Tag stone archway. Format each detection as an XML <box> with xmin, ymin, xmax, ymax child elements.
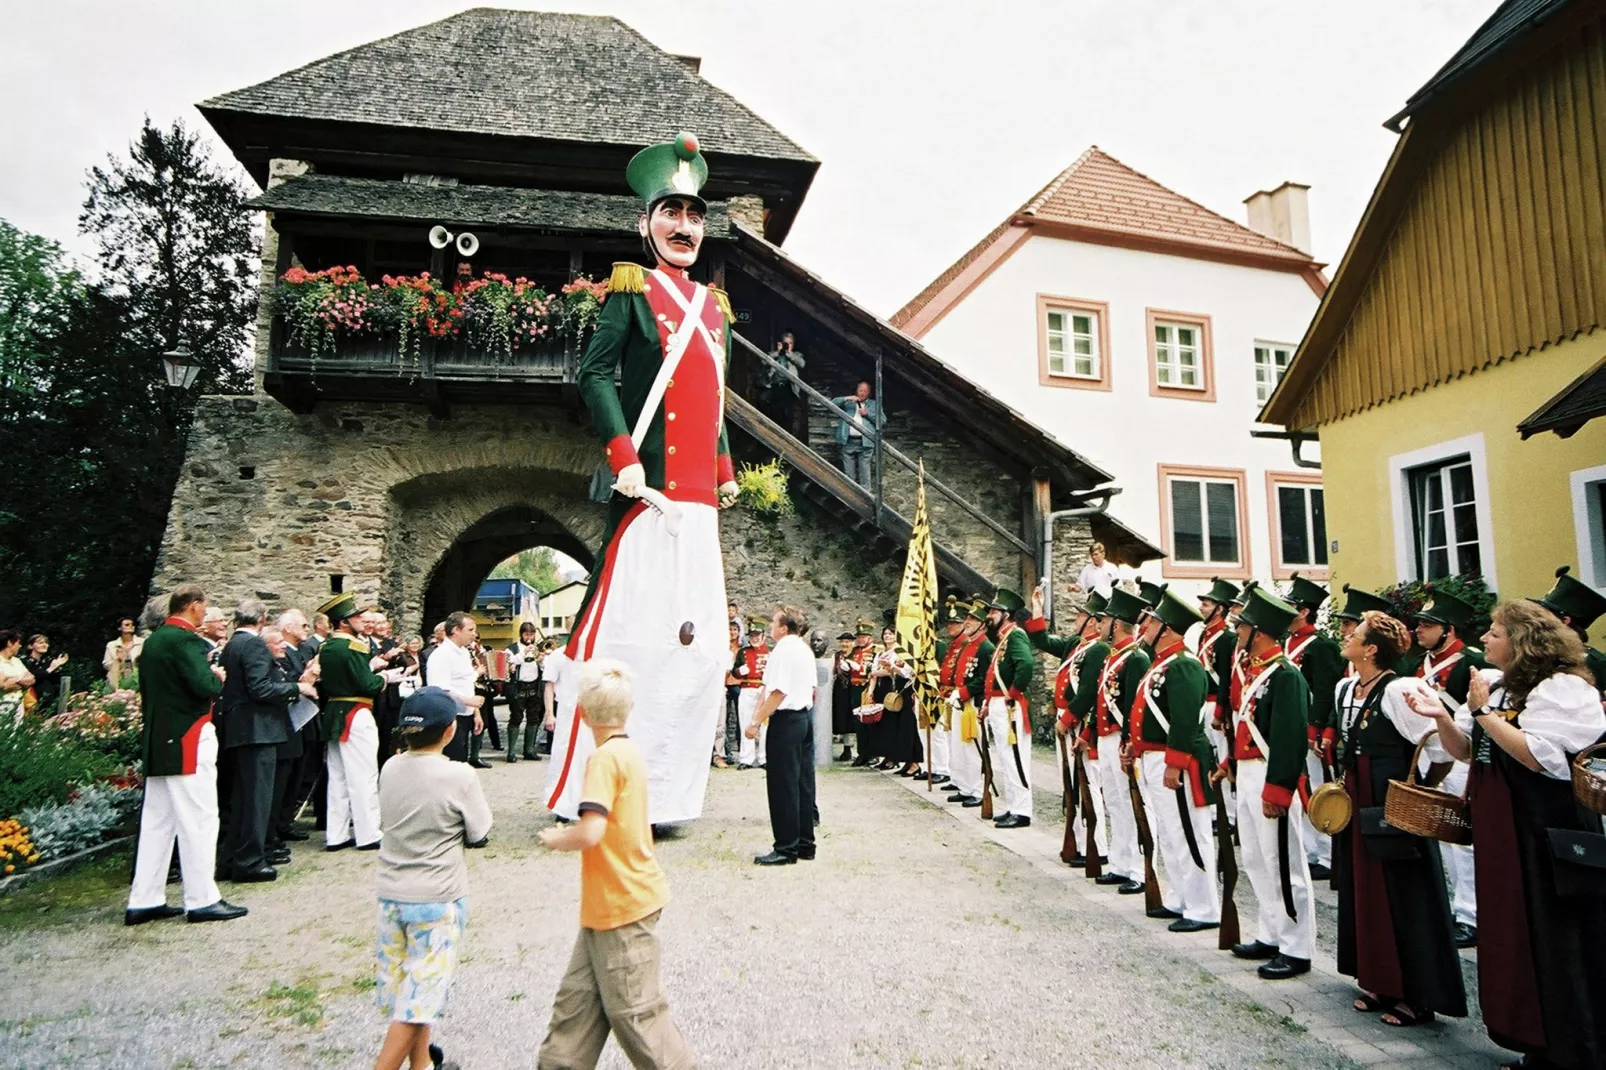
<box><xmin>418</xmin><ymin>505</ymin><xmax>596</xmax><ymax>634</ymax></box>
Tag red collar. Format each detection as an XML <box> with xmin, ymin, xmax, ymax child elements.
<box><xmin>1110</xmin><ymin>635</ymin><xmax>1135</xmax><ymax>653</ymax></box>
<box><xmin>164</xmin><ymin>616</ymin><xmax>196</xmax><ymax>632</ymax></box>
<box><xmin>1202</xmin><ymin>620</ymin><xmax>1226</xmax><ymax>639</ymax></box>
<box><xmin>1250</xmin><ymin>644</ymin><xmax>1285</xmax><ymax>670</ymax></box>
<box><xmin>1431</xmin><ymin>638</ymin><xmax>1464</xmax><ymax>659</ymax></box>
<box><xmin>1153</xmin><ymin>638</ymin><xmax>1186</xmax><ymax>661</ymax></box>
<box><xmin>1288</xmin><ymin>623</ymin><xmax>1316</xmax><ymax>641</ymax></box>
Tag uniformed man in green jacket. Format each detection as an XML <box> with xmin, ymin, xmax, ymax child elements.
<box><xmin>1092</xmin><ymin>589</ymin><xmax>1149</xmax><ymax>890</ymax></box>
<box><xmin>1282</xmin><ymin>573</ymin><xmax>1345</xmax><ymax>878</ymax></box>
<box><xmin>1196</xmin><ymin>577</ymin><xmax>1240</xmax><ymax>763</ymax></box>
<box><xmin>1536</xmin><ymin>565</ymin><xmax>1606</xmax><ymax>692</ymax></box>
<box><xmin>126</xmin><ymin>584</ymin><xmax>246</xmax><ymax>926</ymax></box>
<box><xmin>982</xmin><ymin>588</ymin><xmax>1036</xmax><ymax>829</ymax></box>
<box><xmin>943</xmin><ymin>598</ymin><xmax>995</xmax><ymax>807</ymax></box>
<box><xmin>1224</xmin><ymin>585</ymin><xmax>1315</xmax><ymax>980</ymax></box>
<box><xmin>1132</xmin><ymin>587</ymin><xmax>1220</xmax><ymax>932</ymax></box>
<box><xmin>317</xmin><ymin>593</ymin><xmax>387</xmax><ymax>851</ymax></box>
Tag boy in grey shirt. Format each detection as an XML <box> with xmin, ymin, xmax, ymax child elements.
<box><xmin>374</xmin><ymin>687</ymin><xmax>493</xmax><ymax>1070</ymax></box>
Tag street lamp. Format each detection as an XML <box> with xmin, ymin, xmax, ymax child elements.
<box><xmin>160</xmin><ymin>345</ymin><xmax>203</xmax><ymax>390</ymax></box>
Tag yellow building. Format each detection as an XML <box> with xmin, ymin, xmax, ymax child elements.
<box><xmin>1262</xmin><ymin>0</ymin><xmax>1606</xmax><ymax>603</ymax></box>
<box><xmin>538</xmin><ymin>580</ymin><xmax>588</xmax><ymax>638</ymax></box>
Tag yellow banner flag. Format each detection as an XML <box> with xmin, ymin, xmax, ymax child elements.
<box><xmin>895</xmin><ymin>460</ymin><xmax>941</xmax><ymax>731</ymax></box>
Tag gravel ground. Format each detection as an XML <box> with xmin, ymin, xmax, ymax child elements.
<box><xmin>1</xmin><ymin>756</ymin><xmax>1357</xmax><ymax>1069</ymax></box>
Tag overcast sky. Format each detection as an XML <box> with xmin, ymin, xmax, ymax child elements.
<box><xmin>3</xmin><ymin>0</ymin><xmax>1494</xmax><ymax>316</ymax></box>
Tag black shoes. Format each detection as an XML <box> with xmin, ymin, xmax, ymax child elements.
<box><xmin>325</xmin><ymin>840</ymin><xmax>355</xmax><ymax>852</ymax></box>
<box><xmin>187</xmin><ymin>900</ymin><xmax>248</xmax><ymax>923</ymax></box>
<box><xmin>1117</xmin><ymin>880</ymin><xmax>1146</xmax><ymax>895</ymax></box>
<box><xmin>797</xmin><ymin>848</ymin><xmax>816</xmax><ymax>861</ymax></box>
<box><xmin>1168</xmin><ymin>918</ymin><xmax>1220</xmax><ymax>933</ymax></box>
<box><xmin>1231</xmin><ymin>940</ymin><xmax>1280</xmax><ymax>961</ymax></box>
<box><xmin>912</xmin><ymin>770</ymin><xmax>929</xmax><ymax>780</ymax></box>
<box><xmin>278</xmin><ymin>827</ymin><xmax>310</xmax><ymax>842</ymax></box>
<box><xmin>1308</xmin><ymin>862</ymin><xmax>1332</xmax><ymax>881</ymax></box>
<box><xmin>469</xmin><ymin>758</ymin><xmax>494</xmax><ymax>770</ymax></box>
<box><xmin>930</xmin><ymin>774</ymin><xmax>951</xmax><ymax>785</ymax></box>
<box><xmin>837</xmin><ymin>747</ymin><xmax>853</xmax><ymax>762</ymax></box>
<box><xmin>753</xmin><ymin>851</ymin><xmax>796</xmax><ymax>866</ymax></box>
<box><xmin>960</xmin><ymin>798</ymin><xmax>984</xmax><ymax>808</ymax></box>
<box><xmin>850</xmin><ymin>756</ymin><xmax>870</xmax><ymax>767</ymax></box>
<box><xmin>1146</xmin><ymin>906</ymin><xmax>1183</xmax><ymax>920</ymax></box>
<box><xmin>230</xmin><ymin>865</ymin><xmax>278</xmax><ymax>883</ymax></box>
<box><xmin>124</xmin><ymin>904</ymin><xmax>185</xmax><ymax>927</ymax></box>
<box><xmin>267</xmin><ymin>848</ymin><xmax>292</xmax><ymax>865</ymax></box>
<box><xmin>1258</xmin><ymin>954</ymin><xmax>1311</xmax><ymax>980</ymax></box>
<box><xmin>1094</xmin><ymin>873</ymin><xmax>1128</xmax><ymax>887</ymax></box>
<box><xmin>992</xmin><ymin>813</ymin><xmax>1031</xmax><ymax>829</ymax></box>
<box><xmin>1454</xmin><ymin>922</ymin><xmax>1478</xmax><ymax>948</ymax></box>
<box><xmin>356</xmin><ymin>841</ymin><xmax>381</xmax><ymax>851</ymax></box>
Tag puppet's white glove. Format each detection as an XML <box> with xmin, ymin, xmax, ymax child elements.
<box><xmin>613</xmin><ymin>463</ymin><xmax>646</xmax><ymax>498</ymax></box>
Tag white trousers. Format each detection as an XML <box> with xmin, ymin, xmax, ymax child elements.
<box><xmin>545</xmin><ymin>694</ymin><xmax>589</xmax><ymax>821</ymax></box>
<box><xmin>1094</xmin><ymin>734</ymin><xmax>1141</xmax><ymax>880</ymax></box>
<box><xmin>128</xmin><ymin>722</ymin><xmax>222</xmax><ymax>911</ymax></box>
<box><xmin>984</xmin><ymin>697</ymin><xmax>1032</xmax><ymax>818</ymax></box>
<box><xmin>326</xmin><ymin>708</ymin><xmax>381</xmax><ymax>847</ymax></box>
<box><xmin>1301</xmin><ymin>750</ymin><xmax>1332</xmax><ymax>867</ymax></box>
<box><xmin>1236</xmin><ymin>760</ymin><xmax>1316</xmax><ymax>961</ymax></box>
<box><xmin>565</xmin><ymin>501</ymin><xmax>726</xmax><ymax>824</ymax></box>
<box><xmin>1142</xmin><ymin>751</ymin><xmax>1219</xmax><ymax>922</ymax></box>
<box><xmin>1059</xmin><ymin>737</ymin><xmax>1109</xmax><ymax>859</ymax></box>
<box><xmin>950</xmin><ymin>717</ymin><xmax>982</xmax><ymax>797</ymax></box>
<box><xmin>1439</xmin><ymin>761</ymin><xmax>1476</xmax><ymax>925</ymax></box>
<box><xmin>928</xmin><ymin>722</ymin><xmax>951</xmax><ymax>777</ymax></box>
<box><xmin>737</xmin><ymin>688</ymin><xmax>768</xmax><ymax>767</ymax></box>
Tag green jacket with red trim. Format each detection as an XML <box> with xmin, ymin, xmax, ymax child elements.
<box><xmin>1066</xmin><ymin>639</ymin><xmax>1109</xmax><ymax>733</ymax></box>
<box><xmin>138</xmin><ymin>620</ymin><xmax>224</xmax><ymax>777</ymax></box>
<box><xmin>318</xmin><ymin>632</ymin><xmax>384</xmax><ymax>743</ymax></box>
<box><xmin>1024</xmin><ymin>616</ymin><xmax>1077</xmax><ymax>661</ymax></box>
<box><xmin>1113</xmin><ymin>643</ymin><xmax>1152</xmax><ymax>744</ymax></box>
<box><xmin>1239</xmin><ymin>660</ymin><xmax>1311</xmax><ymax>809</ymax></box>
<box><xmin>1139</xmin><ymin>652</ymin><xmax>1216</xmax><ymax>806</ymax></box>
<box><xmin>983</xmin><ymin>626</ymin><xmax>1036</xmax><ymax>705</ymax></box>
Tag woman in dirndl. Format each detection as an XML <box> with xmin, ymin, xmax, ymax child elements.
<box><xmin>870</xmin><ymin>628</ymin><xmax>918</xmax><ymax>773</ymax></box>
<box><xmin>1333</xmin><ymin>610</ymin><xmax>1466</xmax><ymax>1029</ymax></box>
<box><xmin>1409</xmin><ymin>601</ymin><xmax>1606</xmax><ymax>1069</ymax></box>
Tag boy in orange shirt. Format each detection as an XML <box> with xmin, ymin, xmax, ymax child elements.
<box><xmin>536</xmin><ymin>658</ymin><xmax>694</xmax><ymax>1069</ymax></box>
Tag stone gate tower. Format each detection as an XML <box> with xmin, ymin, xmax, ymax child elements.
<box><xmin>155</xmin><ymin>9</ymin><xmax>1157</xmax><ymax>637</ymax></box>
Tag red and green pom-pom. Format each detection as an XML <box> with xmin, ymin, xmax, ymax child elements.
<box><xmin>674</xmin><ymin>132</ymin><xmax>700</xmax><ymax>160</ymax></box>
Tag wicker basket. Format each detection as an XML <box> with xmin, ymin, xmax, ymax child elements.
<box><xmin>1572</xmin><ymin>742</ymin><xmax>1606</xmax><ymax>816</ymax></box>
<box><xmin>853</xmin><ymin>703</ymin><xmax>884</xmax><ymax>725</ymax></box>
<box><xmin>1383</xmin><ymin>731</ymin><xmax>1473</xmax><ymax>845</ymax></box>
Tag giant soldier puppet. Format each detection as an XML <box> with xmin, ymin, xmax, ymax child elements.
<box><xmin>549</xmin><ymin>133</ymin><xmax>738</xmax><ymax>824</ymax></box>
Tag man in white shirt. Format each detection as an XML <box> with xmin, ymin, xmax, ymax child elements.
<box><xmin>746</xmin><ymin>605</ymin><xmax>818</xmax><ymax>865</ymax></box>
<box><xmin>504</xmin><ymin>623</ymin><xmax>544</xmax><ymax>763</ymax></box>
<box><xmin>541</xmin><ymin>645</ymin><xmax>586</xmax><ymax>820</ymax></box>
<box><xmin>1072</xmin><ymin>542</ymin><xmax>1121</xmax><ymax>599</ymax></box>
<box><xmin>424</xmin><ymin>612</ymin><xmax>483</xmax><ymax>766</ymax></box>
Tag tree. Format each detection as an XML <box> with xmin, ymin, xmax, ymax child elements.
<box><xmin>0</xmin><ymin>221</ymin><xmax>81</xmax><ymax>422</ymax></box>
<box><xmin>489</xmin><ymin>547</ymin><xmax>561</xmax><ymax>594</ymax></box>
<box><xmin>80</xmin><ymin>116</ymin><xmax>259</xmax><ymax>394</ymax></box>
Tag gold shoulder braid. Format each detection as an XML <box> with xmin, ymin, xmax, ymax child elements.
<box><xmin>708</xmin><ymin>285</ymin><xmax>734</xmax><ymax>321</ymax></box>
<box><xmin>607</xmin><ymin>262</ymin><xmax>646</xmax><ymax>294</ymax></box>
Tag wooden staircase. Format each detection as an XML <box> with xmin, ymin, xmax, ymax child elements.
<box><xmin>724</xmin><ymin>391</ymin><xmax>993</xmax><ymax>594</ymax></box>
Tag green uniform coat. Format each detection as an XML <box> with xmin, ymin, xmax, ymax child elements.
<box><xmin>1243</xmin><ymin>661</ymin><xmax>1312</xmax><ymax>809</ymax></box>
<box><xmin>138</xmin><ymin>621</ymin><xmax>224</xmax><ymax>777</ymax></box>
<box><xmin>1142</xmin><ymin>652</ymin><xmax>1216</xmax><ymax>806</ymax></box>
<box><xmin>318</xmin><ymin>633</ymin><xmax>384</xmax><ymax>742</ymax></box>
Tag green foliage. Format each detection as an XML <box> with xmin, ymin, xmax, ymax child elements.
<box><xmin>736</xmin><ymin>459</ymin><xmax>794</xmax><ymax>517</ymax></box>
<box><xmin>1380</xmin><ymin>574</ymin><xmax>1498</xmax><ymax>636</ymax></box>
<box><xmin>0</xmin><ymin>717</ymin><xmax>124</xmax><ymax>819</ymax></box>
<box><xmin>260</xmin><ymin>980</ymin><xmax>325</xmax><ymax>1029</ymax></box>
<box><xmin>0</xmin><ymin>220</ymin><xmax>81</xmax><ymax>422</ymax></box>
<box><xmin>489</xmin><ymin>547</ymin><xmax>561</xmax><ymax>594</ymax></box>
<box><xmin>17</xmin><ymin>783</ymin><xmax>141</xmax><ymax>861</ymax></box>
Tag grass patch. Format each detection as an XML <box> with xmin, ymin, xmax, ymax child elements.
<box><xmin>0</xmin><ymin>850</ymin><xmax>129</xmax><ymax>932</ymax></box>
<box><xmin>259</xmin><ymin>980</ymin><xmax>324</xmax><ymax>1029</ymax></box>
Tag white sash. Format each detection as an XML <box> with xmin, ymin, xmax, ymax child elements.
<box><xmin>1234</xmin><ymin>659</ymin><xmax>1285</xmax><ymax>757</ymax></box>
<box><xmin>1137</xmin><ymin>650</ymin><xmax>1184</xmax><ymax>734</ymax></box>
<box><xmin>630</xmin><ymin>271</ymin><xmax>717</xmax><ymax>449</ymax></box>
<box><xmin>1286</xmin><ymin>631</ymin><xmax>1316</xmax><ymax>665</ymax></box>
<box><xmin>1097</xmin><ymin>643</ymin><xmax>1138</xmax><ymax>728</ymax></box>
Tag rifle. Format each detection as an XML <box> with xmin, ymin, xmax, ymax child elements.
<box><xmin>1214</xmin><ymin>774</ymin><xmax>1240</xmax><ymax>950</ymax></box>
<box><xmin>1058</xmin><ymin>735</ymin><xmax>1079</xmax><ymax>864</ymax></box>
<box><xmin>1127</xmin><ymin>759</ymin><xmax>1162</xmax><ymax>913</ymax></box>
<box><xmin>1074</xmin><ymin>743</ymin><xmax>1102</xmax><ymax>879</ymax></box>
<box><xmin>977</xmin><ymin>709</ymin><xmax>996</xmax><ymax>821</ymax></box>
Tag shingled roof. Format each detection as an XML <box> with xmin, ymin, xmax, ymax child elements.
<box><xmin>248</xmin><ymin>174</ymin><xmax>732</xmax><ymax>237</ymax></box>
<box><xmin>201</xmin><ymin>8</ymin><xmax>814</xmax><ymax>162</ymax></box>
<box><xmin>892</xmin><ymin>147</ymin><xmax>1321</xmax><ymax>335</ymax></box>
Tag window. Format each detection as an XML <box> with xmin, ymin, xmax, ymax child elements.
<box><xmin>1035</xmin><ymin>295</ymin><xmax>1111</xmax><ymax>391</ymax></box>
<box><xmin>1045</xmin><ymin>309</ymin><xmax>1099</xmax><ymax>379</ymax></box>
<box><xmin>1254</xmin><ymin>343</ymin><xmax>1294</xmax><ymax>404</ymax></box>
<box><xmin>1267</xmin><ymin>471</ymin><xmax>1327</xmax><ymax>578</ymax></box>
<box><xmin>1570</xmin><ymin>464</ymin><xmax>1606</xmax><ymax>591</ymax></box>
<box><xmin>1146</xmin><ymin>309</ymin><xmax>1215</xmax><ymax>401</ymax></box>
<box><xmin>1158</xmin><ymin>464</ymin><xmax>1250</xmax><ymax>578</ymax></box>
<box><xmin>1408</xmin><ymin>456</ymin><xmax>1481</xmax><ymax>580</ymax></box>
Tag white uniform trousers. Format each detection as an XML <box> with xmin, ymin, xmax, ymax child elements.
<box><xmin>1235</xmin><ymin>760</ymin><xmax>1316</xmax><ymax>961</ymax></box>
<box><xmin>984</xmin><ymin>697</ymin><xmax>1032</xmax><ymax>818</ymax></box>
<box><xmin>928</xmin><ymin>721</ymin><xmax>951</xmax><ymax>777</ymax></box>
<box><xmin>1439</xmin><ymin>761</ymin><xmax>1476</xmax><ymax>926</ymax></box>
<box><xmin>326</xmin><ymin>708</ymin><xmax>381</xmax><ymax>847</ymax></box>
<box><xmin>1093</xmin><ymin>733</ymin><xmax>1141</xmax><ymax>880</ymax></box>
<box><xmin>1301</xmin><ymin>750</ymin><xmax>1332</xmax><ymax>867</ymax></box>
<box><xmin>544</xmin><ymin>696</ymin><xmax>590</xmax><ymax>821</ymax></box>
<box><xmin>949</xmin><ymin>716</ymin><xmax>983</xmax><ymax>798</ymax></box>
<box><xmin>128</xmin><ymin>722</ymin><xmax>223</xmax><ymax>911</ymax></box>
<box><xmin>1141</xmin><ymin>751</ymin><xmax>1219</xmax><ymax>922</ymax></box>
<box><xmin>1060</xmin><ymin>736</ymin><xmax>1108</xmax><ymax>859</ymax></box>
<box><xmin>1204</xmin><ymin>703</ymin><xmax>1235</xmax><ymax>826</ymax></box>
<box><xmin>736</xmin><ymin>687</ymin><xmax>767</xmax><ymax>767</ymax></box>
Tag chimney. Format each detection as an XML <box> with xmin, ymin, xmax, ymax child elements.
<box><xmin>672</xmin><ymin>54</ymin><xmax>702</xmax><ymax>75</ymax></box>
<box><xmin>1243</xmin><ymin>182</ymin><xmax>1312</xmax><ymax>255</ymax></box>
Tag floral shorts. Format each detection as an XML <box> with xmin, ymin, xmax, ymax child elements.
<box><xmin>375</xmin><ymin>897</ymin><xmax>469</xmax><ymax>1023</ymax></box>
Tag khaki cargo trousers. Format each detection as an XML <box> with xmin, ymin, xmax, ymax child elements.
<box><xmin>536</xmin><ymin>910</ymin><xmax>695</xmax><ymax>1069</ymax></box>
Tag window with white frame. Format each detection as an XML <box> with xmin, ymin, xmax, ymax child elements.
<box><xmin>1408</xmin><ymin>455</ymin><xmax>1481</xmax><ymax>580</ymax></box>
<box><xmin>1254</xmin><ymin>343</ymin><xmax>1294</xmax><ymax>404</ymax></box>
<box><xmin>1275</xmin><ymin>483</ymin><xmax>1327</xmax><ymax>568</ymax></box>
<box><xmin>1168</xmin><ymin>476</ymin><xmax>1241</xmax><ymax>565</ymax></box>
<box><xmin>1572</xmin><ymin>465</ymin><xmax>1606</xmax><ymax>590</ymax></box>
<box><xmin>1154</xmin><ymin>321</ymin><xmax>1204</xmax><ymax>388</ymax></box>
<box><xmin>1044</xmin><ymin>307</ymin><xmax>1100</xmax><ymax>379</ymax></box>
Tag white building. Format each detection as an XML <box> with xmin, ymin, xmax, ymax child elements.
<box><xmin>893</xmin><ymin>147</ymin><xmax>1327</xmax><ymax>597</ymax></box>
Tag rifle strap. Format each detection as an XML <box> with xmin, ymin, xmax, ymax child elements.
<box><xmin>1277</xmin><ymin>813</ymin><xmax>1298</xmax><ymax>921</ymax></box>
<box><xmin>1176</xmin><ymin>783</ymin><xmax>1206</xmax><ymax>870</ymax></box>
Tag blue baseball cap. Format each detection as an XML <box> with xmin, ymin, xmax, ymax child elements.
<box><xmin>399</xmin><ymin>686</ymin><xmax>461</xmax><ymax>730</ymax></box>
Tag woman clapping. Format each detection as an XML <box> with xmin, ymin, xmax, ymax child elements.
<box><xmin>1408</xmin><ymin>601</ymin><xmax>1606</xmax><ymax>1070</ymax></box>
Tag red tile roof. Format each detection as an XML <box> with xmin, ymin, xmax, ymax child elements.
<box><xmin>892</xmin><ymin>146</ymin><xmax>1320</xmax><ymax>333</ymax></box>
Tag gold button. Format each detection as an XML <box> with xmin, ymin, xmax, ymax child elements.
<box><xmin>668</xmin><ymin>481</ymin><xmax>677</xmax><ymax>490</ymax></box>
<box><xmin>668</xmin><ymin>446</ymin><xmax>676</xmax><ymax>455</ymax></box>
<box><xmin>667</xmin><ymin>378</ymin><xmax>674</xmax><ymax>388</ymax></box>
<box><xmin>657</xmin><ymin>313</ymin><xmax>667</xmax><ymax>321</ymax></box>
<box><xmin>667</xmin><ymin>412</ymin><xmax>676</xmax><ymax>421</ymax></box>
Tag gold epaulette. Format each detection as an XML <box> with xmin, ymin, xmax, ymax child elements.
<box><xmin>709</xmin><ymin>285</ymin><xmax>733</xmax><ymax>321</ymax></box>
<box><xmin>608</xmin><ymin>262</ymin><xmax>645</xmax><ymax>294</ymax></box>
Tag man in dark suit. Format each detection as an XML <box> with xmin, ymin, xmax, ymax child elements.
<box><xmin>219</xmin><ymin>600</ymin><xmax>312</xmax><ymax>882</ymax></box>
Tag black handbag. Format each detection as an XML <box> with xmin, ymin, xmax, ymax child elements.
<box><xmin>1358</xmin><ymin>806</ymin><xmax>1423</xmax><ymax>862</ymax></box>
<box><xmin>1547</xmin><ymin>828</ymin><xmax>1606</xmax><ymax>899</ymax></box>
